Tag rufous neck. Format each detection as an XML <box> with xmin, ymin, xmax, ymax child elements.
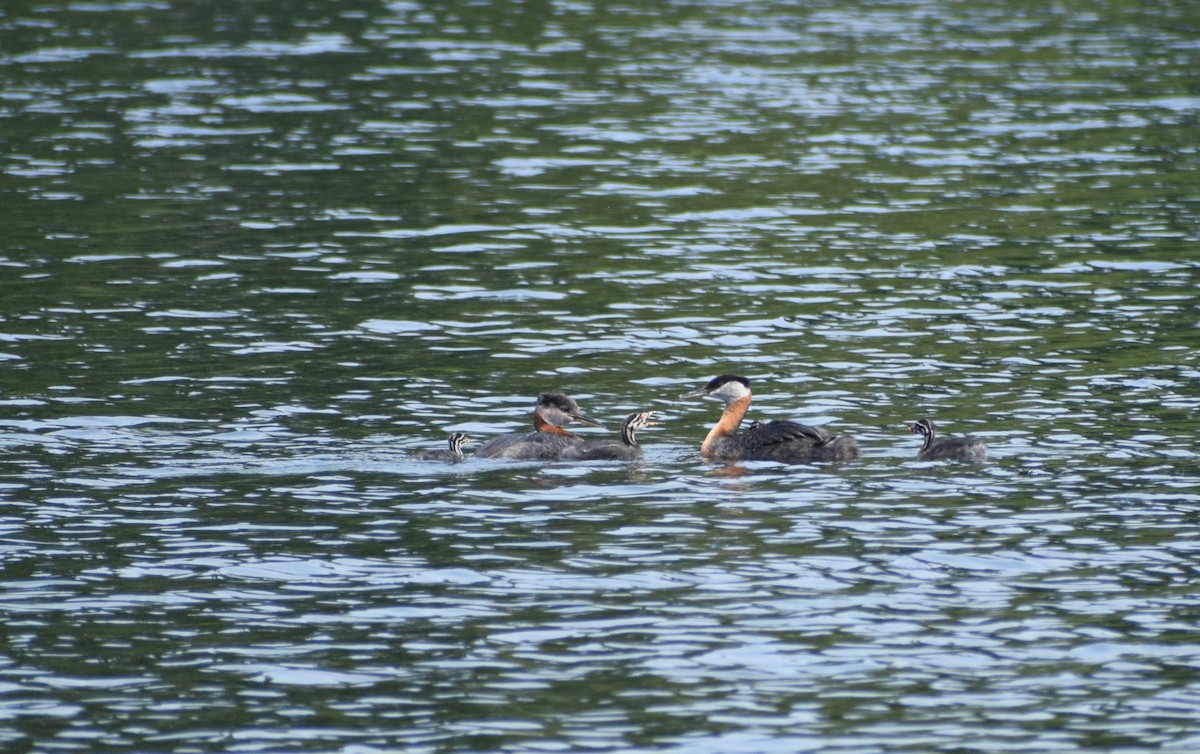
<box><xmin>534</xmin><ymin>409</ymin><xmax>577</xmax><ymax>437</ymax></box>
<box><xmin>700</xmin><ymin>394</ymin><xmax>750</xmax><ymax>455</ymax></box>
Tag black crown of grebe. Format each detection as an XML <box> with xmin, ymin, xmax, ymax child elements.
<box><xmin>475</xmin><ymin>392</ymin><xmax>607</xmax><ymax>460</ymax></box>
<box><xmin>562</xmin><ymin>411</ymin><xmax>657</xmax><ymax>461</ymax></box>
<box><xmin>907</xmin><ymin>418</ymin><xmax>987</xmax><ymax>462</ymax></box>
<box><xmin>681</xmin><ymin>374</ymin><xmax>859</xmax><ymax>462</ymax></box>
<box><xmin>414</xmin><ymin>432</ymin><xmax>471</xmax><ymax>462</ymax></box>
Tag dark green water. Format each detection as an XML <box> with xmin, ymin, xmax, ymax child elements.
<box><xmin>3</xmin><ymin>1</ymin><xmax>1200</xmax><ymax>751</ymax></box>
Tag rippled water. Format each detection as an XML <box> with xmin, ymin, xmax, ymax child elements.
<box><xmin>3</xmin><ymin>0</ymin><xmax>1200</xmax><ymax>751</ymax></box>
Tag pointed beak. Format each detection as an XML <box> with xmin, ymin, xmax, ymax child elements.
<box><xmin>905</xmin><ymin>423</ymin><xmax>917</xmax><ymax>433</ymax></box>
<box><xmin>680</xmin><ymin>387</ymin><xmax>708</xmax><ymax>400</ymax></box>
<box><xmin>573</xmin><ymin>411</ymin><xmax>606</xmax><ymax>429</ymax></box>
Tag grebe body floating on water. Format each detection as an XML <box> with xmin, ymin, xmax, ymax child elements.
<box><xmin>475</xmin><ymin>393</ymin><xmax>606</xmax><ymax>460</ymax></box>
<box><xmin>562</xmin><ymin>411</ymin><xmax>657</xmax><ymax>461</ymax></box>
<box><xmin>414</xmin><ymin>432</ymin><xmax>471</xmax><ymax>462</ymax></box>
<box><xmin>907</xmin><ymin>418</ymin><xmax>987</xmax><ymax>461</ymax></box>
<box><xmin>682</xmin><ymin>375</ymin><xmax>859</xmax><ymax>462</ymax></box>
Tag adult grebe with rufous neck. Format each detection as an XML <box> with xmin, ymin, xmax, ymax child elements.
<box><xmin>475</xmin><ymin>393</ymin><xmax>607</xmax><ymax>460</ymax></box>
<box><xmin>682</xmin><ymin>375</ymin><xmax>859</xmax><ymax>462</ymax></box>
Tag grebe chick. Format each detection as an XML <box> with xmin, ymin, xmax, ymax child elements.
<box><xmin>475</xmin><ymin>392</ymin><xmax>606</xmax><ymax>460</ymax></box>
<box><xmin>907</xmin><ymin>418</ymin><xmax>987</xmax><ymax>461</ymax></box>
<box><xmin>682</xmin><ymin>375</ymin><xmax>859</xmax><ymax>462</ymax></box>
<box><xmin>562</xmin><ymin>411</ymin><xmax>657</xmax><ymax>461</ymax></box>
<box><xmin>414</xmin><ymin>432</ymin><xmax>471</xmax><ymax>462</ymax></box>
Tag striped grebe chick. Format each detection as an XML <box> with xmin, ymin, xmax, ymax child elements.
<box><xmin>415</xmin><ymin>432</ymin><xmax>471</xmax><ymax>462</ymax></box>
<box><xmin>682</xmin><ymin>375</ymin><xmax>859</xmax><ymax>462</ymax></box>
<box><xmin>475</xmin><ymin>393</ymin><xmax>606</xmax><ymax>460</ymax></box>
<box><xmin>907</xmin><ymin>418</ymin><xmax>987</xmax><ymax>461</ymax></box>
<box><xmin>562</xmin><ymin>411</ymin><xmax>657</xmax><ymax>461</ymax></box>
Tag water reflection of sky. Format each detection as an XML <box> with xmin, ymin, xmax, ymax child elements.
<box><xmin>2</xmin><ymin>0</ymin><xmax>1199</xmax><ymax>751</ymax></box>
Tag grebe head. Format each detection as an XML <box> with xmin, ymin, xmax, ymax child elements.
<box><xmin>624</xmin><ymin>411</ymin><xmax>658</xmax><ymax>432</ymax></box>
<box><xmin>624</xmin><ymin>413</ymin><xmax>662</xmax><ymax>437</ymax></box>
<box><xmin>449</xmin><ymin>432</ymin><xmax>472</xmax><ymax>455</ymax></box>
<box><xmin>536</xmin><ymin>393</ymin><xmax>606</xmax><ymax>429</ymax></box>
<box><xmin>907</xmin><ymin>419</ymin><xmax>936</xmax><ymax>438</ymax></box>
<box><xmin>680</xmin><ymin>374</ymin><xmax>751</xmax><ymax>405</ymax></box>
<box><xmin>621</xmin><ymin>411</ymin><xmax>658</xmax><ymax>445</ymax></box>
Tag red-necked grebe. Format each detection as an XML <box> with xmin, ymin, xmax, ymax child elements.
<box><xmin>414</xmin><ymin>432</ymin><xmax>471</xmax><ymax>462</ymax></box>
<box><xmin>475</xmin><ymin>393</ymin><xmax>606</xmax><ymax>460</ymax></box>
<box><xmin>682</xmin><ymin>375</ymin><xmax>859</xmax><ymax>462</ymax></box>
<box><xmin>561</xmin><ymin>411</ymin><xmax>657</xmax><ymax>461</ymax></box>
<box><xmin>907</xmin><ymin>418</ymin><xmax>987</xmax><ymax>461</ymax></box>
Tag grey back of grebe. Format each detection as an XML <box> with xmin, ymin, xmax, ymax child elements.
<box><xmin>475</xmin><ymin>393</ymin><xmax>607</xmax><ymax>460</ymax></box>
<box><xmin>414</xmin><ymin>432</ymin><xmax>471</xmax><ymax>462</ymax></box>
<box><xmin>561</xmin><ymin>411</ymin><xmax>656</xmax><ymax>461</ymax></box>
<box><xmin>682</xmin><ymin>375</ymin><xmax>859</xmax><ymax>462</ymax></box>
<box><xmin>907</xmin><ymin>418</ymin><xmax>987</xmax><ymax>461</ymax></box>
